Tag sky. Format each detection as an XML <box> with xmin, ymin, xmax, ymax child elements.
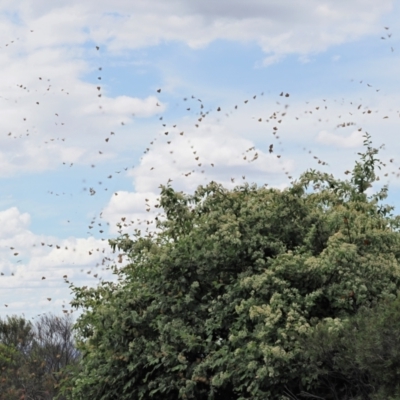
<box><xmin>0</xmin><ymin>0</ymin><xmax>400</xmax><ymax>321</ymax></box>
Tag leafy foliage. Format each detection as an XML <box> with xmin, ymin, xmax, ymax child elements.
<box><xmin>296</xmin><ymin>294</ymin><xmax>400</xmax><ymax>400</ymax></box>
<box><xmin>65</xmin><ymin>133</ymin><xmax>400</xmax><ymax>399</ymax></box>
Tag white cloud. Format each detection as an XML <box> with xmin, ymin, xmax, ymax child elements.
<box><xmin>85</xmin><ymin>0</ymin><xmax>393</xmax><ymax>61</ymax></box>
<box><xmin>3</xmin><ymin>0</ymin><xmax>394</xmax><ymax>57</ymax></box>
<box><xmin>0</xmin><ymin>50</ymin><xmax>162</xmax><ymax>175</ymax></box>
<box><xmin>259</xmin><ymin>53</ymin><xmax>285</xmax><ymax>67</ymax></box>
<box><xmin>0</xmin><ymin>0</ymin><xmax>394</xmax><ymax>176</ymax></box>
<box><xmin>80</xmin><ymin>95</ymin><xmax>165</xmax><ymax>118</ymax></box>
<box><xmin>0</xmin><ymin>207</ymin><xmax>121</xmax><ymax>319</ymax></box>
<box><xmin>316</xmin><ymin>129</ymin><xmax>364</xmax><ymax>148</ymax></box>
<box><xmin>102</xmin><ymin>191</ymin><xmax>160</xmax><ymax>235</ymax></box>
<box><xmin>0</xmin><ymin>207</ymin><xmax>30</xmax><ymax>239</ymax></box>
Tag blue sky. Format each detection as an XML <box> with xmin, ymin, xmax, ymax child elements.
<box><xmin>0</xmin><ymin>0</ymin><xmax>400</xmax><ymax>320</ymax></box>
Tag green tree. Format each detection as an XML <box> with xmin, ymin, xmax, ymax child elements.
<box><xmin>64</xmin><ymin>133</ymin><xmax>400</xmax><ymax>399</ymax></box>
<box><xmin>0</xmin><ymin>315</ymin><xmax>35</xmax><ymax>355</ymax></box>
<box><xmin>0</xmin><ymin>342</ymin><xmax>25</xmax><ymax>400</ymax></box>
<box><xmin>295</xmin><ymin>293</ymin><xmax>400</xmax><ymax>399</ymax></box>
<box><xmin>0</xmin><ymin>315</ymin><xmax>39</xmax><ymax>400</ymax></box>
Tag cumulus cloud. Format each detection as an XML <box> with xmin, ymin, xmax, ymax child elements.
<box><xmin>316</xmin><ymin>130</ymin><xmax>364</xmax><ymax>148</ymax></box>
<box><xmin>0</xmin><ymin>207</ymin><xmax>30</xmax><ymax>239</ymax></box>
<box><xmin>80</xmin><ymin>95</ymin><xmax>166</xmax><ymax>118</ymax></box>
<box><xmin>0</xmin><ymin>0</ymin><xmax>394</xmax><ymax>176</ymax></box>
<box><xmin>0</xmin><ymin>207</ymin><xmax>121</xmax><ymax>319</ymax></box>
<box><xmin>2</xmin><ymin>0</ymin><xmax>394</xmax><ymax>59</ymax></box>
<box><xmin>0</xmin><ymin>25</ymin><xmax>163</xmax><ymax>176</ymax></box>
<box><xmin>102</xmin><ymin>191</ymin><xmax>160</xmax><ymax>235</ymax></box>
<box><xmin>25</xmin><ymin>0</ymin><xmax>392</xmax><ymax>60</ymax></box>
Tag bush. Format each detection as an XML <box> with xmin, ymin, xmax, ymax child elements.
<box><xmin>64</xmin><ymin>133</ymin><xmax>400</xmax><ymax>399</ymax></box>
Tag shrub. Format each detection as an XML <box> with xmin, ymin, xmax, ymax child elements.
<box><xmin>64</xmin><ymin>133</ymin><xmax>400</xmax><ymax>399</ymax></box>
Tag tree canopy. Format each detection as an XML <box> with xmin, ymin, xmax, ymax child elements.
<box><xmin>63</xmin><ymin>133</ymin><xmax>400</xmax><ymax>399</ymax></box>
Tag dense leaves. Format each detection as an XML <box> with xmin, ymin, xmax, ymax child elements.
<box><xmin>65</xmin><ymin>133</ymin><xmax>400</xmax><ymax>399</ymax></box>
<box><xmin>297</xmin><ymin>294</ymin><xmax>400</xmax><ymax>399</ymax></box>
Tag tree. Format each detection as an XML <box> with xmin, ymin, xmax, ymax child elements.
<box><xmin>294</xmin><ymin>292</ymin><xmax>400</xmax><ymax>399</ymax></box>
<box><xmin>0</xmin><ymin>314</ymin><xmax>36</xmax><ymax>356</ymax></box>
<box><xmin>0</xmin><ymin>342</ymin><xmax>26</xmax><ymax>400</ymax></box>
<box><xmin>64</xmin><ymin>133</ymin><xmax>400</xmax><ymax>399</ymax></box>
<box><xmin>32</xmin><ymin>313</ymin><xmax>82</xmax><ymax>399</ymax></box>
<box><xmin>0</xmin><ymin>313</ymin><xmax>81</xmax><ymax>400</ymax></box>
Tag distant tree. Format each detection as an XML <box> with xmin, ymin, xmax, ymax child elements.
<box><xmin>0</xmin><ymin>313</ymin><xmax>80</xmax><ymax>400</ymax></box>
<box><xmin>0</xmin><ymin>342</ymin><xmax>25</xmax><ymax>400</ymax></box>
<box><xmin>0</xmin><ymin>314</ymin><xmax>35</xmax><ymax>355</ymax></box>
<box><xmin>32</xmin><ymin>313</ymin><xmax>81</xmax><ymax>399</ymax></box>
<box><xmin>0</xmin><ymin>315</ymin><xmax>38</xmax><ymax>399</ymax></box>
<box><xmin>64</xmin><ymin>133</ymin><xmax>400</xmax><ymax>399</ymax></box>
